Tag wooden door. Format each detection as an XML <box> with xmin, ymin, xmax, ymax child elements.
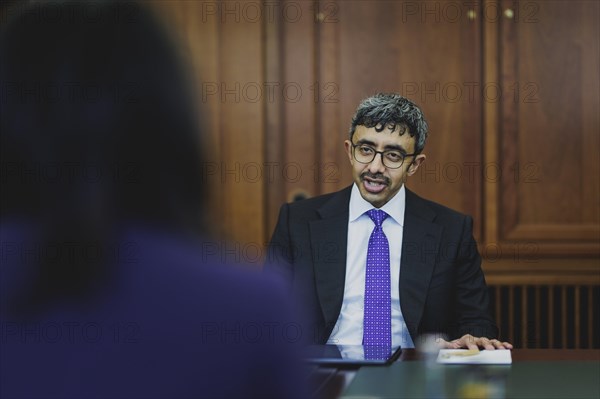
<box><xmin>490</xmin><ymin>0</ymin><xmax>600</xmax><ymax>256</ymax></box>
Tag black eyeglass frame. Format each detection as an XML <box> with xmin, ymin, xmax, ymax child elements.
<box><xmin>350</xmin><ymin>142</ymin><xmax>417</xmax><ymax>169</ymax></box>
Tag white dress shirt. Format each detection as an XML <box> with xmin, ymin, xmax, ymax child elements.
<box><xmin>327</xmin><ymin>184</ymin><xmax>415</xmax><ymax>348</ymax></box>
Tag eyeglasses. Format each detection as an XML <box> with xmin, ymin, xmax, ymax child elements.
<box><xmin>351</xmin><ymin>142</ymin><xmax>416</xmax><ymax>169</ymax></box>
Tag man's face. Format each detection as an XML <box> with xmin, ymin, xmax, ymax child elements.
<box><xmin>344</xmin><ymin>125</ymin><xmax>426</xmax><ymax>208</ymax></box>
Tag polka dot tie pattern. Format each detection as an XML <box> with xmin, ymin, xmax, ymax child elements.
<box><xmin>363</xmin><ymin>209</ymin><xmax>392</xmax><ymax>359</ymax></box>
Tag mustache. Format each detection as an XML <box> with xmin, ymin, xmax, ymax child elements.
<box><xmin>360</xmin><ymin>172</ymin><xmax>390</xmax><ymax>185</ymax></box>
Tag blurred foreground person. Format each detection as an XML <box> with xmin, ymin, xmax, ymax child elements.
<box><xmin>0</xmin><ymin>2</ymin><xmax>303</xmax><ymax>398</ymax></box>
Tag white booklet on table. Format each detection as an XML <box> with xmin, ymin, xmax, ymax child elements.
<box><xmin>436</xmin><ymin>349</ymin><xmax>512</xmax><ymax>364</ymax></box>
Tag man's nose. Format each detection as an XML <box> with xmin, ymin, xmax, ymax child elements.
<box><xmin>367</xmin><ymin>152</ymin><xmax>386</xmax><ymax>174</ymax></box>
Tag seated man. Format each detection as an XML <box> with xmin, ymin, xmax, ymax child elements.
<box><xmin>266</xmin><ymin>93</ymin><xmax>512</xmax><ymax>351</ymax></box>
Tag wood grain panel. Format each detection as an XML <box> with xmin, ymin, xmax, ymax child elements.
<box><xmin>150</xmin><ymin>0</ymin><xmax>600</xmax><ymax>264</ymax></box>
<box><xmin>314</xmin><ymin>0</ymin><xmax>484</xmax><ymax>239</ymax></box>
<box><xmin>483</xmin><ymin>0</ymin><xmax>501</xmax><ymax>246</ymax></box>
<box><xmin>316</xmin><ymin>0</ymin><xmax>344</xmax><ymax>195</ymax></box>
<box><xmin>264</xmin><ymin>1</ymin><xmax>285</xmax><ymax>241</ymax></box>
<box><xmin>499</xmin><ymin>0</ymin><xmax>600</xmax><ymax>252</ymax></box>
<box><xmin>281</xmin><ymin>0</ymin><xmax>318</xmax><ymax>202</ymax></box>
<box><xmin>219</xmin><ymin>6</ymin><xmax>265</xmax><ymax>245</ymax></box>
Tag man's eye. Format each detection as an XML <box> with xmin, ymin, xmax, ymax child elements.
<box><xmin>385</xmin><ymin>152</ymin><xmax>403</xmax><ymax>162</ymax></box>
<box><xmin>359</xmin><ymin>146</ymin><xmax>374</xmax><ymax>154</ymax></box>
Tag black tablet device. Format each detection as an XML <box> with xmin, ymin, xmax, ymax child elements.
<box><xmin>305</xmin><ymin>344</ymin><xmax>402</xmax><ymax>366</ymax></box>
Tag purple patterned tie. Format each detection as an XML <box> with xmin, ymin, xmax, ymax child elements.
<box><xmin>363</xmin><ymin>209</ymin><xmax>392</xmax><ymax>359</ymax></box>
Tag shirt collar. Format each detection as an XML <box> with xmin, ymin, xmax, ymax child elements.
<box><xmin>349</xmin><ymin>183</ymin><xmax>406</xmax><ymax>226</ymax></box>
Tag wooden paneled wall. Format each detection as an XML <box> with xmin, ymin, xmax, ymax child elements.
<box><xmin>495</xmin><ymin>0</ymin><xmax>599</xmax><ymax>255</ymax></box>
<box><xmin>149</xmin><ymin>1</ymin><xmax>599</xmax><ymax>347</ymax></box>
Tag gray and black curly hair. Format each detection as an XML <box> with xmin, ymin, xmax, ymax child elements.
<box><xmin>349</xmin><ymin>93</ymin><xmax>429</xmax><ymax>154</ymax></box>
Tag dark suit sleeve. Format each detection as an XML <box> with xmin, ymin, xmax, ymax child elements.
<box><xmin>453</xmin><ymin>215</ymin><xmax>498</xmax><ymax>339</ymax></box>
<box><xmin>265</xmin><ymin>203</ymin><xmax>294</xmax><ymax>286</ymax></box>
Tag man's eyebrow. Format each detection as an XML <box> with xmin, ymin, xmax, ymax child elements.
<box><xmin>356</xmin><ymin>139</ymin><xmax>376</xmax><ymax>146</ymax></box>
<box><xmin>383</xmin><ymin>144</ymin><xmax>406</xmax><ymax>152</ymax></box>
<box><xmin>356</xmin><ymin>139</ymin><xmax>407</xmax><ymax>152</ymax></box>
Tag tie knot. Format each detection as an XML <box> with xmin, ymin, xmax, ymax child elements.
<box><xmin>367</xmin><ymin>209</ymin><xmax>389</xmax><ymax>227</ymax></box>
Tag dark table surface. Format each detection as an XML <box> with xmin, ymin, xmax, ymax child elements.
<box><xmin>314</xmin><ymin>349</ymin><xmax>600</xmax><ymax>399</ymax></box>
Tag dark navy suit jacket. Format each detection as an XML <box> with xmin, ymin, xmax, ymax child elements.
<box><xmin>266</xmin><ymin>186</ymin><xmax>498</xmax><ymax>345</ymax></box>
<box><xmin>1</xmin><ymin>223</ymin><xmax>303</xmax><ymax>398</ymax></box>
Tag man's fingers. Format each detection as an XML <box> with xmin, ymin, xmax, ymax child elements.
<box><xmin>490</xmin><ymin>339</ymin><xmax>512</xmax><ymax>349</ymax></box>
<box><xmin>438</xmin><ymin>335</ymin><xmax>513</xmax><ymax>350</ymax></box>
<box><xmin>489</xmin><ymin>339</ymin><xmax>503</xmax><ymax>349</ymax></box>
<box><xmin>490</xmin><ymin>339</ymin><xmax>513</xmax><ymax>349</ymax></box>
<box><xmin>465</xmin><ymin>341</ymin><xmax>479</xmax><ymax>351</ymax></box>
<box><xmin>461</xmin><ymin>334</ymin><xmax>481</xmax><ymax>351</ymax></box>
<box><xmin>459</xmin><ymin>336</ymin><xmax>479</xmax><ymax>351</ymax></box>
<box><xmin>479</xmin><ymin>338</ymin><xmax>495</xmax><ymax>350</ymax></box>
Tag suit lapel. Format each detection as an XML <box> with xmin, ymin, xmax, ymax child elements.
<box><xmin>309</xmin><ymin>186</ymin><xmax>351</xmax><ymax>330</ymax></box>
<box><xmin>400</xmin><ymin>189</ymin><xmax>443</xmax><ymax>340</ymax></box>
<box><xmin>308</xmin><ymin>186</ymin><xmax>442</xmax><ymax>340</ymax></box>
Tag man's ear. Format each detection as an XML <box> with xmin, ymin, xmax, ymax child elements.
<box><xmin>407</xmin><ymin>154</ymin><xmax>426</xmax><ymax>176</ymax></box>
<box><xmin>344</xmin><ymin>140</ymin><xmax>353</xmax><ymax>163</ymax></box>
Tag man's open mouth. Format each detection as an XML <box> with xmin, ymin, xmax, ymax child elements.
<box><xmin>362</xmin><ymin>175</ymin><xmax>388</xmax><ymax>193</ymax></box>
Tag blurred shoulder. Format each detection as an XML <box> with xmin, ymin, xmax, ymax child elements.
<box><xmin>279</xmin><ymin>186</ymin><xmax>352</xmax><ymax>220</ymax></box>
<box><xmin>121</xmin><ymin>226</ymin><xmax>287</xmax><ymax>298</ymax></box>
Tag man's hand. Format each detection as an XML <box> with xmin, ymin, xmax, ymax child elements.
<box><xmin>436</xmin><ymin>334</ymin><xmax>513</xmax><ymax>350</ymax></box>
